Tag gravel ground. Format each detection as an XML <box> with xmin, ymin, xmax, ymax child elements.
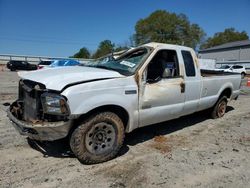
<box><xmin>0</xmin><ymin>69</ymin><xmax>250</xmax><ymax>188</ymax></box>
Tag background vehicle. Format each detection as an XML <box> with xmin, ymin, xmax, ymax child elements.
<box><xmin>48</xmin><ymin>59</ymin><xmax>80</xmax><ymax>68</ymax></box>
<box><xmin>219</xmin><ymin>64</ymin><xmax>246</xmax><ymax>78</ymax></box>
<box><xmin>37</xmin><ymin>60</ymin><xmax>53</xmax><ymax>69</ymax></box>
<box><xmin>6</xmin><ymin>60</ymin><xmax>37</xmax><ymax>71</ymax></box>
<box><xmin>8</xmin><ymin>42</ymin><xmax>241</xmax><ymax>164</ymax></box>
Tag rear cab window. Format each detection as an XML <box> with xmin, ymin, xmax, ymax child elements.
<box><xmin>181</xmin><ymin>50</ymin><xmax>196</xmax><ymax>77</ymax></box>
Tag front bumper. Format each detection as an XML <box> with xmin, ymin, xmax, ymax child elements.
<box><xmin>7</xmin><ymin>108</ymin><xmax>73</xmax><ymax>141</ymax></box>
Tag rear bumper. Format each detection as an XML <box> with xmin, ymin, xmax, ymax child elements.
<box><xmin>7</xmin><ymin>108</ymin><xmax>73</xmax><ymax>141</ymax></box>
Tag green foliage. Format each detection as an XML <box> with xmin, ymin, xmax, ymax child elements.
<box><xmin>71</xmin><ymin>47</ymin><xmax>90</xmax><ymax>58</ymax></box>
<box><xmin>200</xmin><ymin>28</ymin><xmax>249</xmax><ymax>49</ymax></box>
<box><xmin>134</xmin><ymin>10</ymin><xmax>205</xmax><ymax>49</ymax></box>
<box><xmin>92</xmin><ymin>40</ymin><xmax>115</xmax><ymax>58</ymax></box>
<box><xmin>71</xmin><ymin>11</ymin><xmax>249</xmax><ymax>56</ymax></box>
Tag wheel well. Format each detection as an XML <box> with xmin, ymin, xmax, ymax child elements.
<box><xmin>70</xmin><ymin>105</ymin><xmax>129</xmax><ymax>134</ymax></box>
<box><xmin>220</xmin><ymin>88</ymin><xmax>232</xmax><ymax>99</ymax></box>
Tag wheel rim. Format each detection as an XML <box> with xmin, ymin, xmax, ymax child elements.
<box><xmin>85</xmin><ymin>122</ymin><xmax>116</xmax><ymax>155</ymax></box>
<box><xmin>217</xmin><ymin>101</ymin><xmax>226</xmax><ymax>117</ymax></box>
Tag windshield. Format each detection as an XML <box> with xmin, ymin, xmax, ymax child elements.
<box><xmin>219</xmin><ymin>65</ymin><xmax>230</xmax><ymax>69</ymax></box>
<box><xmin>64</xmin><ymin>60</ymin><xmax>80</xmax><ymax>66</ymax></box>
<box><xmin>83</xmin><ymin>47</ymin><xmax>152</xmax><ymax>75</ymax></box>
<box><xmin>50</xmin><ymin>60</ymin><xmax>67</xmax><ymax>67</ymax></box>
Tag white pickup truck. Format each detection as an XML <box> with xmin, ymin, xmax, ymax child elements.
<box><xmin>8</xmin><ymin>42</ymin><xmax>241</xmax><ymax>164</ymax></box>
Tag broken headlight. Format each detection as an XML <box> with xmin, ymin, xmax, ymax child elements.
<box><xmin>41</xmin><ymin>93</ymin><xmax>70</xmax><ymax>115</ymax></box>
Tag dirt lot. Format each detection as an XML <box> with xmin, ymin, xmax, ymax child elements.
<box><xmin>0</xmin><ymin>69</ymin><xmax>250</xmax><ymax>188</ymax></box>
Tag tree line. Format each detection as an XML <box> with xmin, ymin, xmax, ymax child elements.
<box><xmin>72</xmin><ymin>10</ymin><xmax>249</xmax><ymax>59</ymax></box>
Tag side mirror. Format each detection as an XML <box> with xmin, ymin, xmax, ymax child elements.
<box><xmin>162</xmin><ymin>68</ymin><xmax>172</xmax><ymax>78</ymax></box>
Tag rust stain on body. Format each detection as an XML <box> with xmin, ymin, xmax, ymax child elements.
<box><xmin>134</xmin><ymin>73</ymin><xmax>140</xmax><ymax>87</ymax></box>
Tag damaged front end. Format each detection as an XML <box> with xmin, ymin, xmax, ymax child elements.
<box><xmin>7</xmin><ymin>79</ymin><xmax>72</xmax><ymax>141</ymax></box>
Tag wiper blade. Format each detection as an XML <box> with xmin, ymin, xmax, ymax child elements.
<box><xmin>95</xmin><ymin>65</ymin><xmax>108</xmax><ymax>69</ymax></box>
<box><xmin>95</xmin><ymin>65</ymin><xmax>119</xmax><ymax>72</ymax></box>
<box><xmin>93</xmin><ymin>65</ymin><xmax>129</xmax><ymax>76</ymax></box>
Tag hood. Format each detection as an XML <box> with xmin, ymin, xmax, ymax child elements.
<box><xmin>18</xmin><ymin>66</ymin><xmax>124</xmax><ymax>91</ymax></box>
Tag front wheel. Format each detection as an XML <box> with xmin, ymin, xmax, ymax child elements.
<box><xmin>211</xmin><ymin>96</ymin><xmax>228</xmax><ymax>119</ymax></box>
<box><xmin>70</xmin><ymin>112</ymin><xmax>125</xmax><ymax>164</ymax></box>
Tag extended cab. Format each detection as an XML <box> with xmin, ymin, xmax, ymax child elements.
<box><xmin>7</xmin><ymin>43</ymin><xmax>241</xmax><ymax>164</ymax></box>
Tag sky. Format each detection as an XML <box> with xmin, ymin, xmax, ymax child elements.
<box><xmin>0</xmin><ymin>0</ymin><xmax>250</xmax><ymax>57</ymax></box>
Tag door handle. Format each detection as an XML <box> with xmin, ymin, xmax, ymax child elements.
<box><xmin>180</xmin><ymin>82</ymin><xmax>185</xmax><ymax>93</ymax></box>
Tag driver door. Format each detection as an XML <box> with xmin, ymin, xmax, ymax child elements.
<box><xmin>139</xmin><ymin>49</ymin><xmax>185</xmax><ymax>127</ymax></box>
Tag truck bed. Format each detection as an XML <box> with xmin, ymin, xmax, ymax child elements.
<box><xmin>200</xmin><ymin>69</ymin><xmax>240</xmax><ymax>77</ymax></box>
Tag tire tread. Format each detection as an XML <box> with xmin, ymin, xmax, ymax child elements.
<box><xmin>70</xmin><ymin>112</ymin><xmax>124</xmax><ymax>164</ymax></box>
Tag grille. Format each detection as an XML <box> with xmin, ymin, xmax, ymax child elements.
<box><xmin>19</xmin><ymin>80</ymin><xmax>44</xmax><ymax>122</ymax></box>
<box><xmin>23</xmin><ymin>90</ymin><xmax>39</xmax><ymax>121</ymax></box>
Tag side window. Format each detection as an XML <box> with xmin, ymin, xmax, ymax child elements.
<box><xmin>234</xmin><ymin>65</ymin><xmax>242</xmax><ymax>69</ymax></box>
<box><xmin>16</xmin><ymin>61</ymin><xmax>21</xmax><ymax>65</ymax></box>
<box><xmin>146</xmin><ymin>50</ymin><xmax>179</xmax><ymax>82</ymax></box>
<box><xmin>181</xmin><ymin>50</ymin><xmax>196</xmax><ymax>77</ymax></box>
<box><xmin>232</xmin><ymin>65</ymin><xmax>237</xmax><ymax>69</ymax></box>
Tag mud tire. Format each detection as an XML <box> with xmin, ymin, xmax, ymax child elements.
<box><xmin>70</xmin><ymin>112</ymin><xmax>124</xmax><ymax>164</ymax></box>
<box><xmin>211</xmin><ymin>96</ymin><xmax>228</xmax><ymax>119</ymax></box>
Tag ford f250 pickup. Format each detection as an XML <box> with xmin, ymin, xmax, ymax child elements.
<box><xmin>7</xmin><ymin>42</ymin><xmax>241</xmax><ymax>164</ymax></box>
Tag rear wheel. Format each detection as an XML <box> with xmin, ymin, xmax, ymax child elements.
<box><xmin>211</xmin><ymin>96</ymin><xmax>227</xmax><ymax>119</ymax></box>
<box><xmin>70</xmin><ymin>112</ymin><xmax>124</xmax><ymax>164</ymax></box>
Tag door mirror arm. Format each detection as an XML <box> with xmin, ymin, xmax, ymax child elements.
<box><xmin>147</xmin><ymin>76</ymin><xmax>162</xmax><ymax>84</ymax></box>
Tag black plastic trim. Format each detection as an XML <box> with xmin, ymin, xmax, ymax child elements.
<box><xmin>60</xmin><ymin>77</ymin><xmax>116</xmax><ymax>92</ymax></box>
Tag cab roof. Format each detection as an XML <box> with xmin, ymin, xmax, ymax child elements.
<box><xmin>142</xmin><ymin>42</ymin><xmax>193</xmax><ymax>51</ymax></box>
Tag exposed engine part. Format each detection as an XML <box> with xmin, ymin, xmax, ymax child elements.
<box><xmin>10</xmin><ymin>101</ymin><xmax>23</xmax><ymax>120</ymax></box>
